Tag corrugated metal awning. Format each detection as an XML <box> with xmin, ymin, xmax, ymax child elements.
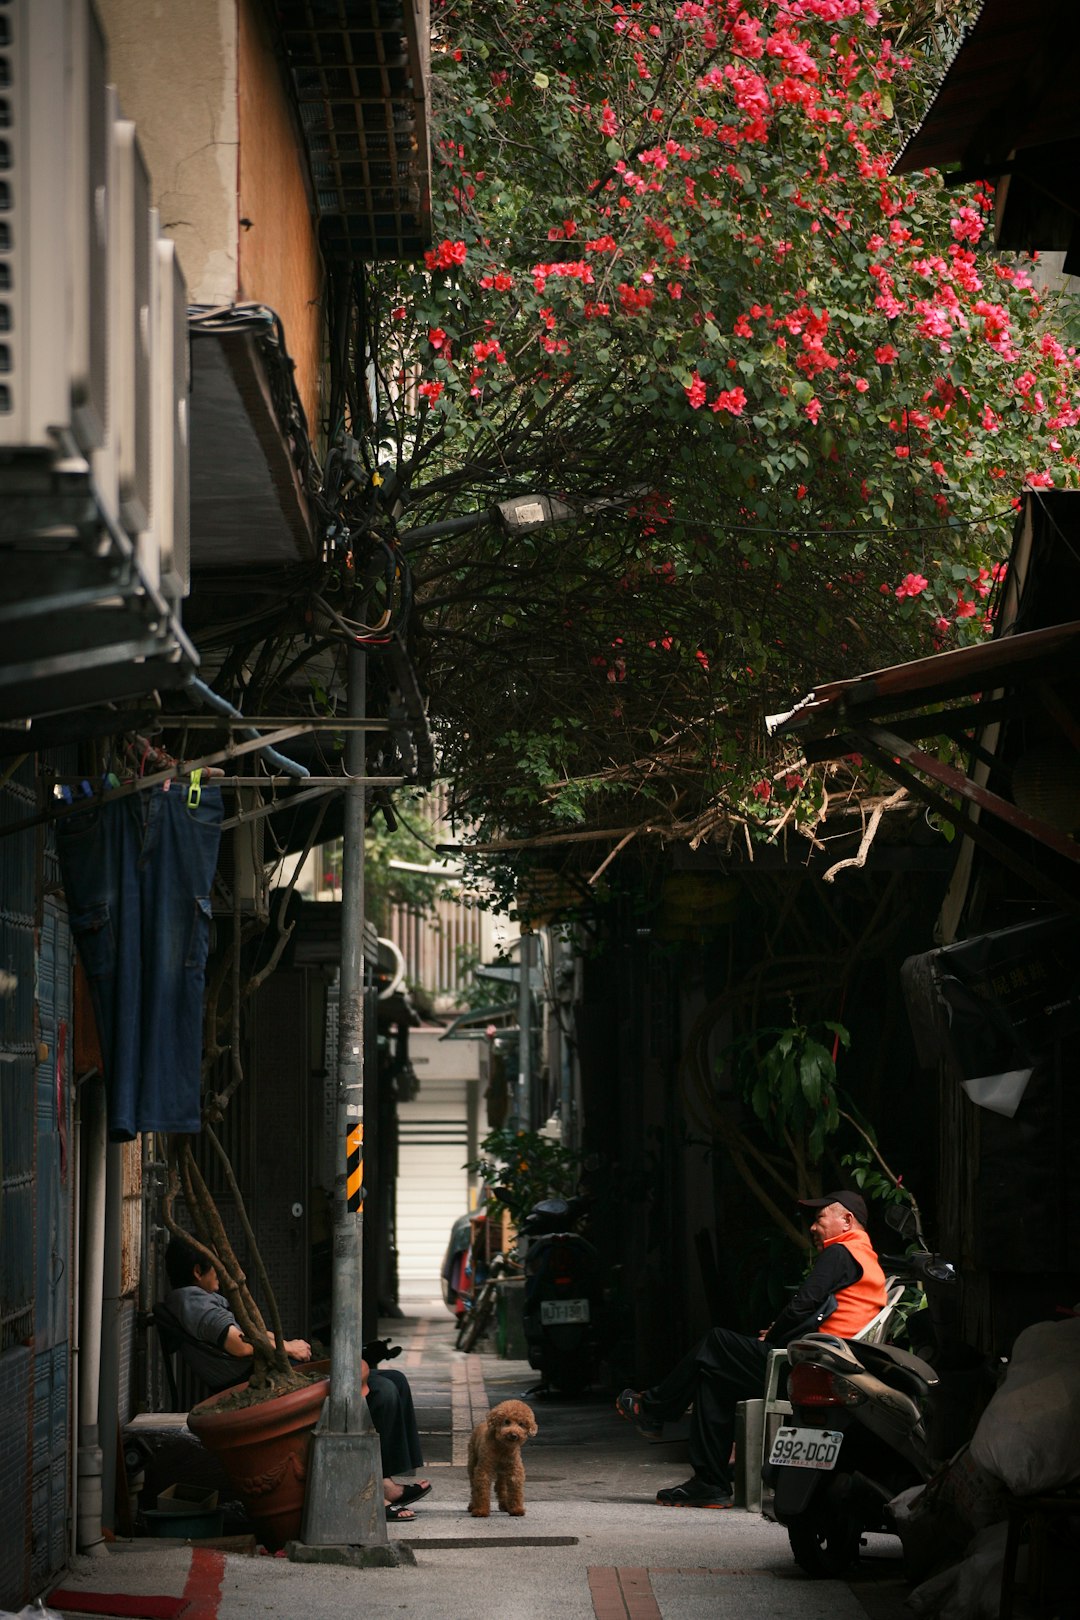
<box><xmin>892</xmin><ymin>0</ymin><xmax>1080</xmax><ymax>177</ymax></box>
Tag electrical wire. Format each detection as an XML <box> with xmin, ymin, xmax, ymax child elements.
<box><xmin>695</xmin><ymin>504</ymin><xmax>1020</xmax><ymax>541</ymax></box>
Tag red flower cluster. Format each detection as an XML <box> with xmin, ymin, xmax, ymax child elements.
<box><xmin>425</xmin><ymin>240</ymin><xmax>468</xmax><ymax>271</ymax></box>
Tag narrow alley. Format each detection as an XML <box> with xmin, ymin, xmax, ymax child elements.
<box><xmin>47</xmin><ymin>1293</ymin><xmax>911</xmax><ymax>1620</ymax></box>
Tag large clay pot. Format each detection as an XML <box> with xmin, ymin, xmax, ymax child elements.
<box><xmin>188</xmin><ymin>1373</ymin><xmax>329</xmax><ymax>1545</ymax></box>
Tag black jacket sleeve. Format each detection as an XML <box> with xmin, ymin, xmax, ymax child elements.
<box><xmin>765</xmin><ymin>1244</ymin><xmax>861</xmax><ymax>1345</ymax></box>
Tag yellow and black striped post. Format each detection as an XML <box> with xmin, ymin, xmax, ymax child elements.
<box><xmin>346</xmin><ymin>1122</ymin><xmax>364</xmax><ymax>1212</ymax></box>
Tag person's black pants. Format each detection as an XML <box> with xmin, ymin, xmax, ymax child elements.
<box><xmin>366</xmin><ymin>1367</ymin><xmax>424</xmax><ymax>1476</ymax></box>
<box><xmin>643</xmin><ymin>1328</ymin><xmax>771</xmax><ymax>1489</ymax></box>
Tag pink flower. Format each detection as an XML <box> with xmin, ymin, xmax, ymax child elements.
<box><xmin>751</xmin><ymin>779</ymin><xmax>772</xmax><ymax>803</ymax></box>
<box><xmin>804</xmin><ymin>397</ymin><xmax>821</xmax><ymax>425</ymax></box>
<box><xmin>418</xmin><ymin>379</ymin><xmax>444</xmax><ymax>404</ymax></box>
<box><xmin>895</xmin><ymin>572</ymin><xmax>929</xmax><ymax>600</ymax></box>
<box><xmin>428</xmin><ymin>327</ymin><xmax>447</xmax><ymax>350</ymax></box>
<box><xmin>874</xmin><ymin>344</ymin><xmax>898</xmax><ymax>365</ymax></box>
<box><xmin>712</xmin><ymin>386</ymin><xmax>747</xmax><ymax>416</ymax></box>
<box><xmin>685</xmin><ymin>372</ymin><xmax>707</xmax><ymax>410</ymax></box>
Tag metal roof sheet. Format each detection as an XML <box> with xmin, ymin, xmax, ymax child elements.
<box><xmin>893</xmin><ymin>0</ymin><xmax>1080</xmax><ymax>176</ymax></box>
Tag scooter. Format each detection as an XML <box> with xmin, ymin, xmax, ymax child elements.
<box><xmin>518</xmin><ymin>1194</ymin><xmax>607</xmax><ymax>1394</ymax></box>
<box><xmin>767</xmin><ymin>1212</ymin><xmax>988</xmax><ymax>1576</ymax></box>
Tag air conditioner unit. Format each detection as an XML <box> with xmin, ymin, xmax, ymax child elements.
<box><xmin>67</xmin><ymin>0</ymin><xmax>109</xmax><ymax>452</ymax></box>
<box><xmin>106</xmin><ymin>108</ymin><xmax>153</xmax><ymax>539</ymax></box>
<box><xmin>153</xmin><ymin>232</ymin><xmax>190</xmax><ymax>601</ymax></box>
<box><xmin>0</xmin><ymin>0</ymin><xmax>108</xmax><ymax>456</ymax></box>
<box><xmin>218</xmin><ymin>799</ymin><xmax>270</xmax><ymax>918</ymax></box>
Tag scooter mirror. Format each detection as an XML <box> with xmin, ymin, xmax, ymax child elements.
<box><xmin>884</xmin><ymin>1201</ymin><xmax>918</xmax><ymax>1239</ymax></box>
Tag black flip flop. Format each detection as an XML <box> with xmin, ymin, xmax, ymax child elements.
<box><xmin>397</xmin><ymin>1481</ymin><xmax>432</xmax><ymax>1506</ymax></box>
<box><xmin>385</xmin><ymin>1501</ymin><xmax>416</xmax><ymax>1522</ymax></box>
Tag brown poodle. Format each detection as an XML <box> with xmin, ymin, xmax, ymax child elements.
<box><xmin>467</xmin><ymin>1399</ymin><xmax>538</xmax><ymax>1517</ymax></box>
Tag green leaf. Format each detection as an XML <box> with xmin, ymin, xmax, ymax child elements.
<box><xmin>533</xmin><ymin>71</ymin><xmax>550</xmax><ymax>89</ymax></box>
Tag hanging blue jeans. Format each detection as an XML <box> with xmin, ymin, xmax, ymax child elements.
<box><xmin>58</xmin><ymin>781</ymin><xmax>223</xmax><ymax>1141</ymax></box>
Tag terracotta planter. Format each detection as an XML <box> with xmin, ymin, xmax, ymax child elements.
<box><xmin>188</xmin><ymin>1373</ymin><xmax>329</xmax><ymax>1545</ymax></box>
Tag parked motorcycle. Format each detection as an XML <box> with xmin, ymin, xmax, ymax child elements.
<box><xmin>518</xmin><ymin>1194</ymin><xmax>607</xmax><ymax>1394</ymax></box>
<box><xmin>767</xmin><ymin>1208</ymin><xmax>992</xmax><ymax>1577</ymax></box>
<box><xmin>441</xmin><ymin>1209</ymin><xmax>474</xmax><ymax>1319</ymax></box>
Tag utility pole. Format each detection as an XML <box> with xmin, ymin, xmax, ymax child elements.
<box><xmin>301</xmin><ymin>645</ymin><xmax>387</xmax><ymax>1551</ymax></box>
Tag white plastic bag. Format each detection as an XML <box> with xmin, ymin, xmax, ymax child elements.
<box><xmin>907</xmin><ymin>1522</ymin><xmax>1013</xmax><ymax>1620</ymax></box>
<box><xmin>969</xmin><ymin>1317</ymin><xmax>1080</xmax><ymax>1495</ymax></box>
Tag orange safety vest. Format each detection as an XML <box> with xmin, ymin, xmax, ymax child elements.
<box><xmin>820</xmin><ymin>1227</ymin><xmax>887</xmax><ymax>1338</ymax></box>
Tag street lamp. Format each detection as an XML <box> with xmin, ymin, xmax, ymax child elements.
<box><xmin>396</xmin><ymin>493</ymin><xmax>576</xmax><ymax>550</ymax></box>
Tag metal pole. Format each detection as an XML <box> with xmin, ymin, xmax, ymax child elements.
<box><xmin>301</xmin><ymin>645</ymin><xmax>387</xmax><ymax>1549</ymax></box>
<box><xmin>516</xmin><ymin>931</ymin><xmax>534</xmax><ymax>1131</ymax></box>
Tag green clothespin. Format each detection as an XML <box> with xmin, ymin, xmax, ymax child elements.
<box><xmin>186</xmin><ymin>768</ymin><xmax>203</xmax><ymax>811</ymax></box>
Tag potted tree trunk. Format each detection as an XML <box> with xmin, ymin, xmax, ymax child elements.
<box><xmin>163</xmin><ymin>846</ymin><xmax>331</xmax><ymax>1546</ymax></box>
<box><xmin>164</xmin><ymin>1135</ymin><xmax>329</xmax><ymax>1545</ymax></box>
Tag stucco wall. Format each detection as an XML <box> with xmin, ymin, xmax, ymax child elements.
<box><xmin>96</xmin><ymin>1</ymin><xmax>323</xmax><ymax>445</ymax></box>
<box><xmin>237</xmin><ymin>1</ymin><xmax>324</xmax><ymax>442</ymax></box>
<box><xmin>97</xmin><ymin>0</ymin><xmax>240</xmax><ymax>305</ymax></box>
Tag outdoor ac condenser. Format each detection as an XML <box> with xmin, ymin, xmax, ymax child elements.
<box><xmin>153</xmin><ymin>232</ymin><xmax>191</xmax><ymax>602</ymax></box>
<box><xmin>0</xmin><ymin>0</ymin><xmax>109</xmax><ymax>457</ymax></box>
<box><xmin>106</xmin><ymin>107</ymin><xmax>154</xmax><ymax>541</ymax></box>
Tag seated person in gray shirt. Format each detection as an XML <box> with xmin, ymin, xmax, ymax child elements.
<box><xmin>163</xmin><ymin>1235</ymin><xmax>429</xmax><ymax>1520</ymax></box>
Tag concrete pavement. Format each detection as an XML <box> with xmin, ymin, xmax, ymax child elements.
<box><xmin>51</xmin><ymin>1290</ymin><xmax>912</xmax><ymax>1620</ymax></box>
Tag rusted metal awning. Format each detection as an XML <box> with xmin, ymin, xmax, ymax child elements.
<box><xmin>768</xmin><ymin>617</ymin><xmax>1080</xmax><ymax>909</ymax></box>
<box><xmin>769</xmin><ymin>619</ymin><xmax>1080</xmax><ymax>738</ymax></box>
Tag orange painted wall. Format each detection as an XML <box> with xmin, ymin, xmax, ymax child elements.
<box><xmin>237</xmin><ymin>0</ymin><xmax>324</xmax><ymax>447</ymax></box>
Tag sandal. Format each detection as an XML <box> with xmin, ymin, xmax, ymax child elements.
<box><xmin>385</xmin><ymin>1501</ymin><xmax>416</xmax><ymax>1522</ymax></box>
<box><xmin>615</xmin><ymin>1388</ymin><xmax>663</xmax><ymax>1441</ymax></box>
<box><xmin>656</xmin><ymin>1476</ymin><xmax>734</xmax><ymax>1509</ymax></box>
<box><xmin>397</xmin><ymin>1481</ymin><xmax>432</xmax><ymax>1506</ymax></box>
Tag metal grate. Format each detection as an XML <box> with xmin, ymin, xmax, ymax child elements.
<box><xmin>277</xmin><ymin>0</ymin><xmax>432</xmax><ymax>262</ymax></box>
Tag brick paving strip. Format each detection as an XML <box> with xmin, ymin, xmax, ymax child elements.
<box><xmin>588</xmin><ymin>1564</ymin><xmax>781</xmax><ymax>1619</ymax></box>
<box><xmin>588</xmin><ymin>1567</ymin><xmax>663</xmax><ymax>1620</ymax></box>
<box><xmin>450</xmin><ymin>1352</ymin><xmax>489</xmax><ymax>1465</ymax></box>
<box><xmin>400</xmin><ymin>1314</ymin><xmax>430</xmax><ymax>1369</ymax></box>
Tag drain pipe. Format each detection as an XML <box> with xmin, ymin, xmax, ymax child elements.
<box><xmin>186</xmin><ymin>675</ymin><xmax>310</xmax><ymax>779</ymax></box>
<box><xmin>70</xmin><ymin>1083</ymin><xmax>82</xmax><ymax>1560</ymax></box>
<box><xmin>98</xmin><ymin>1140</ymin><xmax>123</xmax><ymax>1531</ymax></box>
<box><xmin>76</xmin><ymin>1075</ymin><xmax>108</xmax><ymax>1555</ymax></box>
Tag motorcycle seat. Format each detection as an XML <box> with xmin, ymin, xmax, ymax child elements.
<box><xmin>854</xmin><ymin>1340</ymin><xmax>938</xmax><ymax>1397</ymax></box>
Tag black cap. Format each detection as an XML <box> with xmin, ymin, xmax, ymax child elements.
<box><xmin>797</xmin><ymin>1190</ymin><xmax>869</xmax><ymax>1228</ymax></box>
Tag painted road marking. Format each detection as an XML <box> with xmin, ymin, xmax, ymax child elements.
<box><xmin>182</xmin><ymin>1548</ymin><xmax>226</xmax><ymax>1620</ymax></box>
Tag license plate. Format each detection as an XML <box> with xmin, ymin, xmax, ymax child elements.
<box><xmin>768</xmin><ymin>1426</ymin><xmax>843</xmax><ymax>1470</ymax></box>
<box><xmin>540</xmin><ymin>1298</ymin><xmax>590</xmax><ymax>1325</ymax></box>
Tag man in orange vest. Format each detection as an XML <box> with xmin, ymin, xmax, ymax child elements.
<box><xmin>616</xmin><ymin>1191</ymin><xmax>887</xmax><ymax>1508</ymax></box>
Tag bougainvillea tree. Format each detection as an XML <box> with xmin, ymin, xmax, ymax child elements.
<box><xmin>361</xmin><ymin>0</ymin><xmax>1080</xmax><ymax>849</ymax></box>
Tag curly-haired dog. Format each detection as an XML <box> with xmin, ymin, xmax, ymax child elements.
<box><xmin>467</xmin><ymin>1399</ymin><xmax>538</xmax><ymax>1517</ymax></box>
